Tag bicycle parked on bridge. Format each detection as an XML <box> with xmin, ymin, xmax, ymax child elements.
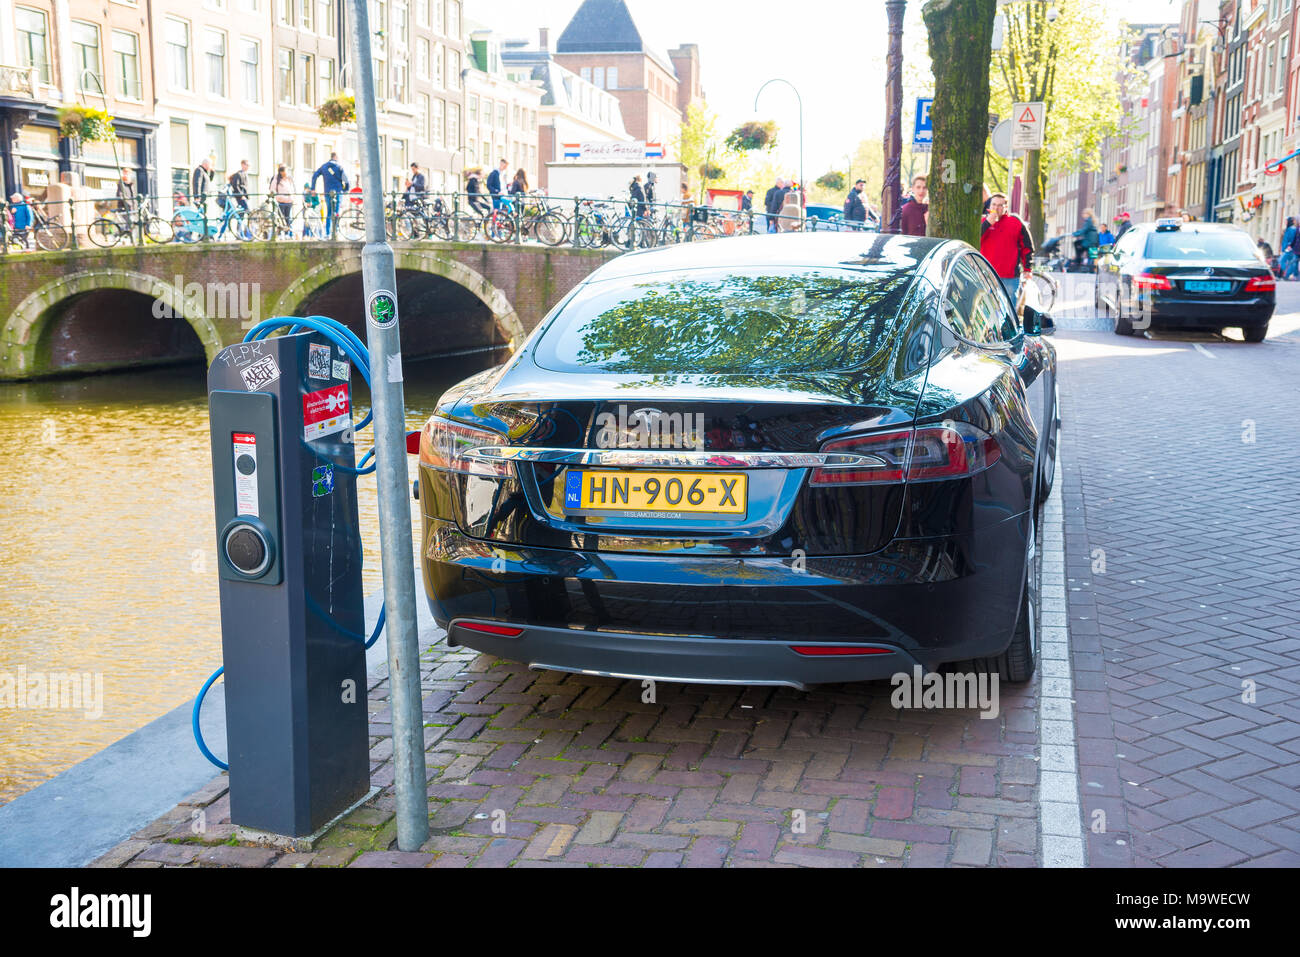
<box><xmin>4</xmin><ymin>198</ymin><xmax>69</xmax><ymax>252</ymax></box>
<box><xmin>87</xmin><ymin>196</ymin><xmax>175</xmax><ymax>247</ymax></box>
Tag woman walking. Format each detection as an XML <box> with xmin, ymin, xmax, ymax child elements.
<box><xmin>271</xmin><ymin>165</ymin><xmax>295</xmax><ymax>232</ymax></box>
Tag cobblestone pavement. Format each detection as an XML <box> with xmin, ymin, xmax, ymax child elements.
<box><xmin>1053</xmin><ymin>276</ymin><xmax>1300</xmax><ymax>867</ymax></box>
<box><xmin>91</xmin><ymin>275</ymin><xmax>1300</xmax><ymax>868</ymax></box>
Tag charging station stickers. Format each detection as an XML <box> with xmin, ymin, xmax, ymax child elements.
<box><xmin>311</xmin><ymin>464</ymin><xmax>335</xmax><ymax>497</ymax></box>
<box><xmin>332</xmin><ymin>358</ymin><xmax>351</xmax><ymax>381</ymax></box>
<box><xmin>232</xmin><ymin>432</ymin><xmax>259</xmax><ymax>516</ymax></box>
<box><xmin>307</xmin><ymin>343</ymin><xmax>332</xmax><ymax>379</ymax></box>
<box><xmin>303</xmin><ymin>384</ymin><xmax>351</xmax><ymax>442</ymax></box>
<box><xmin>240</xmin><ymin>355</ymin><xmax>280</xmax><ymax>391</ymax></box>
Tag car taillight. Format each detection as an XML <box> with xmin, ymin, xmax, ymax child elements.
<box><xmin>457</xmin><ymin>621</ymin><xmax>524</xmax><ymax>637</ymax></box>
<box><xmin>1133</xmin><ymin>272</ymin><xmax>1172</xmax><ymax>291</ymax></box>
<box><xmin>420</xmin><ymin>416</ymin><xmax>511</xmax><ymax>477</ymax></box>
<box><xmin>810</xmin><ymin>423</ymin><xmax>1001</xmax><ymax>486</ymax></box>
<box><xmin>1244</xmin><ymin>276</ymin><xmax>1275</xmax><ymax>292</ymax></box>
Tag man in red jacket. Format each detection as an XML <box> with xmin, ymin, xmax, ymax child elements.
<box><xmin>980</xmin><ymin>192</ymin><xmax>1034</xmax><ymax>301</ymax></box>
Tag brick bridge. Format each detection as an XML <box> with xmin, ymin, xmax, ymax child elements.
<box><xmin>0</xmin><ymin>241</ymin><xmax>618</xmax><ymax>380</ymax></box>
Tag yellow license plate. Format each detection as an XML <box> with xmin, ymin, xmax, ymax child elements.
<box><xmin>564</xmin><ymin>469</ymin><xmax>748</xmax><ymax>518</ymax></box>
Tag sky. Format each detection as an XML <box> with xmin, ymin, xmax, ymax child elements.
<box><xmin>467</xmin><ymin>0</ymin><xmax>1187</xmax><ymax>178</ymax></box>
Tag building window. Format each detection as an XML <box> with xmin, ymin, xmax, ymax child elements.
<box><xmin>394</xmin><ymin>4</ymin><xmax>408</xmax><ymax>45</ymax></box>
<box><xmin>433</xmin><ymin>44</ymin><xmax>444</xmax><ymax>89</ymax></box>
<box><xmin>497</xmin><ymin>102</ymin><xmax>506</xmax><ymax>127</ymax></box>
<box><xmin>319</xmin><ymin>57</ymin><xmax>334</xmax><ymax>97</ymax></box>
<box><xmin>1280</xmin><ymin>37</ymin><xmax>1290</xmax><ymax>95</ymax></box>
<box><xmin>278</xmin><ymin>48</ymin><xmax>294</xmax><ymax>105</ymax></box>
<box><xmin>71</xmin><ymin>21</ymin><xmax>102</xmax><ymax>94</ymax></box>
<box><xmin>170</xmin><ymin>119</ymin><xmax>190</xmax><ymax>179</ymax></box>
<box><xmin>163</xmin><ymin>20</ymin><xmax>191</xmax><ymax>93</ymax></box>
<box><xmin>112</xmin><ymin>31</ymin><xmax>142</xmax><ymax>99</ymax></box>
<box><xmin>434</xmin><ymin>0</ymin><xmax>444</xmax><ymax>33</ymax></box>
<box><xmin>483</xmin><ymin>99</ymin><xmax>493</xmax><ymax>127</ymax></box>
<box><xmin>238</xmin><ymin>0</ymin><xmax>259</xmax><ymax>10</ymax></box>
<box><xmin>16</xmin><ymin>8</ymin><xmax>51</xmax><ymax>85</ymax></box>
<box><xmin>468</xmin><ymin>94</ymin><xmax>477</xmax><ymax>122</ymax></box>
<box><xmin>448</xmin><ymin>103</ymin><xmax>460</xmax><ymax>152</ymax></box>
<box><xmin>467</xmin><ymin>141</ymin><xmax>476</xmax><ymax>164</ymax></box>
<box><xmin>416</xmin><ymin>0</ymin><xmax>428</xmax><ymax>27</ymax></box>
<box><xmin>282</xmin><ymin>138</ymin><xmax>294</xmax><ymax>170</ymax></box>
<box><xmin>450</xmin><ymin>50</ymin><xmax>461</xmax><ymax>90</ymax></box>
<box><xmin>395</xmin><ymin>62</ymin><xmax>409</xmax><ymax>101</ymax></box>
<box><xmin>205</xmin><ymin>30</ymin><xmax>226</xmax><ymax>98</ymax></box>
<box><xmin>277</xmin><ymin>0</ymin><xmax>292</xmax><ymax>25</ymax></box>
<box><xmin>593</xmin><ymin>66</ymin><xmax>604</xmax><ymax>89</ymax></box>
<box><xmin>417</xmin><ymin>93</ymin><xmax>429</xmax><ymax>142</ymax></box>
<box><xmin>321</xmin><ymin>0</ymin><xmax>337</xmax><ymax>37</ymax></box>
<box><xmin>374</xmin><ymin>56</ymin><xmax>386</xmax><ymax>103</ymax></box>
<box><xmin>482</xmin><ymin>139</ymin><xmax>489</xmax><ymax>164</ymax></box>
<box><xmin>607</xmin><ymin>67</ymin><xmax>618</xmax><ymax>90</ymax></box>
<box><xmin>239</xmin><ymin>130</ymin><xmax>259</xmax><ymax>178</ymax></box>
<box><xmin>447</xmin><ymin>0</ymin><xmax>459</xmax><ymax>36</ymax></box>
<box><xmin>301</xmin><ymin>0</ymin><xmax>314</xmax><ymax>30</ymax></box>
<box><xmin>303</xmin><ymin>141</ymin><xmax>315</xmax><ymax>172</ymax></box>
<box><xmin>580</xmin><ymin>67</ymin><xmax>591</xmax><ymax>83</ymax></box>
<box><xmin>417</xmin><ymin>38</ymin><xmax>429</xmax><ymax>79</ymax></box>
<box><xmin>206</xmin><ymin>124</ymin><xmax>227</xmax><ymax>176</ymax></box>
<box><xmin>432</xmin><ymin>97</ymin><xmax>444</xmax><ymax>148</ymax></box>
<box><xmin>240</xmin><ymin>39</ymin><xmax>260</xmax><ymax>103</ymax></box>
<box><xmin>299</xmin><ymin>54</ymin><xmax>315</xmax><ymax>105</ymax></box>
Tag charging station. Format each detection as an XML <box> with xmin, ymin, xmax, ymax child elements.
<box><xmin>206</xmin><ymin>329</ymin><xmax>370</xmax><ymax>837</ymax></box>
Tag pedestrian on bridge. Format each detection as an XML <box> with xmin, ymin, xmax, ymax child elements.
<box><xmin>311</xmin><ymin>152</ymin><xmax>349</xmax><ymax>239</ymax></box>
<box><xmin>191</xmin><ymin>158</ymin><xmax>215</xmax><ymax>214</ymax></box>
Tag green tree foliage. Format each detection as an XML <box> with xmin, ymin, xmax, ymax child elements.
<box><xmin>988</xmin><ymin>2</ymin><xmax>1123</xmax><ymax>243</ymax></box>
<box><xmin>816</xmin><ymin>171</ymin><xmax>847</xmax><ymax>193</ymax></box>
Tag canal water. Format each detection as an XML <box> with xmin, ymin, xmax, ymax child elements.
<box><xmin>0</xmin><ymin>351</ymin><xmax>506</xmax><ymax>805</ymax></box>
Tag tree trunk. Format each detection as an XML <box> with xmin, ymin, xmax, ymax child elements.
<box><xmin>922</xmin><ymin>0</ymin><xmax>997</xmax><ymax>247</ymax></box>
<box><xmin>1024</xmin><ymin>148</ymin><xmax>1046</xmax><ymax>247</ymax></box>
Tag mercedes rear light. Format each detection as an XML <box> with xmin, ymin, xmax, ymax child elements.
<box><xmin>420</xmin><ymin>417</ymin><xmax>512</xmax><ymax>477</ymax></box>
<box><xmin>810</xmin><ymin>423</ymin><xmax>1001</xmax><ymax>486</ymax></box>
<box><xmin>1244</xmin><ymin>276</ymin><xmax>1275</xmax><ymax>292</ymax></box>
<box><xmin>1133</xmin><ymin>273</ymin><xmax>1173</xmax><ymax>291</ymax></box>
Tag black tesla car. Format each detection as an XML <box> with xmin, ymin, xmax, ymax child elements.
<box><xmin>1095</xmin><ymin>218</ymin><xmax>1276</xmax><ymax>340</ymax></box>
<box><xmin>417</xmin><ymin>233</ymin><xmax>1059</xmax><ymax>688</ymax></box>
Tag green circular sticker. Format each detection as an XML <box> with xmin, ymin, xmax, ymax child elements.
<box><xmin>367</xmin><ymin>291</ymin><xmax>397</xmax><ymax>328</ymax></box>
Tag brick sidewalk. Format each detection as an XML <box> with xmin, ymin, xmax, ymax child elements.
<box><xmin>96</xmin><ymin>644</ymin><xmax>1043</xmax><ymax>868</ymax></box>
<box><xmin>1053</xmin><ymin>279</ymin><xmax>1300</xmax><ymax>866</ymax></box>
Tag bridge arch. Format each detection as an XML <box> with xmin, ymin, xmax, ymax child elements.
<box><xmin>271</xmin><ymin>247</ymin><xmax>525</xmax><ymax>348</ymax></box>
<box><xmin>2</xmin><ymin>268</ymin><xmax>223</xmax><ymax>378</ymax></box>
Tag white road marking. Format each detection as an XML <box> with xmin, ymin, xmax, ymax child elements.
<box><xmin>1039</xmin><ymin>456</ymin><xmax>1085</xmax><ymax>868</ymax></box>
<box><xmin>1193</xmin><ymin>342</ymin><xmax>1217</xmax><ymax>359</ymax></box>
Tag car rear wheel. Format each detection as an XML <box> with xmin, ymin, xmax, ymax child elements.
<box><xmin>1113</xmin><ymin>297</ymin><xmax>1135</xmax><ymax>335</ymax></box>
<box><xmin>1242</xmin><ymin>323</ymin><xmax>1268</xmax><ymax>343</ymax></box>
<box><xmin>970</xmin><ymin>513</ymin><xmax>1038</xmax><ymax>684</ymax></box>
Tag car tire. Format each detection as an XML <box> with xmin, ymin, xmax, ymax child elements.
<box><xmin>1113</xmin><ymin>299</ymin><xmax>1135</xmax><ymax>335</ymax></box>
<box><xmin>1242</xmin><ymin>323</ymin><xmax>1268</xmax><ymax>343</ymax></box>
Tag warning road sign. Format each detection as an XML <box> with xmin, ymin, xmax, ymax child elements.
<box><xmin>1011</xmin><ymin>101</ymin><xmax>1045</xmax><ymax>150</ymax></box>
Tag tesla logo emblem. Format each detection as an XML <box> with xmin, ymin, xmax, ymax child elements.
<box><xmin>631</xmin><ymin>408</ymin><xmax>665</xmax><ymax>427</ymax></box>
<box><xmin>1204</xmin><ymin>267</ymin><xmax>1214</xmax><ymax>275</ymax></box>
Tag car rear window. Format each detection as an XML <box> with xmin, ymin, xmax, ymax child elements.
<box><xmin>1144</xmin><ymin>229</ymin><xmax>1263</xmax><ymax>262</ymax></box>
<box><xmin>533</xmin><ymin>266</ymin><xmax>914</xmax><ymax>374</ymax></box>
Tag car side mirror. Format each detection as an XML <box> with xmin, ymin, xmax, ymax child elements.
<box><xmin>1023</xmin><ymin>304</ymin><xmax>1055</xmax><ymax>336</ymax></box>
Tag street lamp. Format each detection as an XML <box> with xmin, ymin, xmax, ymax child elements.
<box><xmin>754</xmin><ymin>78</ymin><xmax>803</xmax><ymax>225</ymax></box>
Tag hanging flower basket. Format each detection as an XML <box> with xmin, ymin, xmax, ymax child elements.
<box><xmin>698</xmin><ymin>161</ymin><xmax>725</xmax><ymax>182</ymax></box>
<box><xmin>726</xmin><ymin>120</ymin><xmax>778</xmax><ymax>152</ymax></box>
<box><xmin>57</xmin><ymin>105</ymin><xmax>116</xmax><ymax>143</ymax></box>
<box><xmin>816</xmin><ymin>171</ymin><xmax>846</xmax><ymax>192</ymax></box>
<box><xmin>318</xmin><ymin>93</ymin><xmax>356</xmax><ymax>128</ymax></box>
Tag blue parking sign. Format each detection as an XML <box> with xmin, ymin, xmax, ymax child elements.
<box><xmin>914</xmin><ymin>98</ymin><xmax>933</xmax><ymax>148</ymax></box>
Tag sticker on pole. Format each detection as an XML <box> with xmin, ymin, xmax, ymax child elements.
<box><xmin>233</xmin><ymin>432</ymin><xmax>259</xmax><ymax>516</ymax></box>
<box><xmin>311</xmin><ymin>464</ymin><xmax>335</xmax><ymax>498</ymax></box>
<box><xmin>367</xmin><ymin>290</ymin><xmax>398</xmax><ymax>330</ymax></box>
<box><xmin>303</xmin><ymin>383</ymin><xmax>352</xmax><ymax>442</ymax></box>
<box><xmin>307</xmin><ymin>342</ymin><xmax>332</xmax><ymax>379</ymax></box>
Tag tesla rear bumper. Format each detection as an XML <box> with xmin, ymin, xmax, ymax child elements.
<box><xmin>421</xmin><ymin>512</ymin><xmax>1030</xmax><ymax>684</ymax></box>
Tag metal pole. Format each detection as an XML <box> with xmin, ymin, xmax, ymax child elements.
<box><xmin>345</xmin><ymin>0</ymin><xmax>428</xmax><ymax>853</ymax></box>
<box><xmin>754</xmin><ymin>78</ymin><xmax>803</xmax><ymax>227</ymax></box>
<box><xmin>883</xmin><ymin>0</ymin><xmax>906</xmax><ymax>232</ymax></box>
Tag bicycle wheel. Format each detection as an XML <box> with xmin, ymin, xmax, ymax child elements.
<box><xmin>337</xmin><ymin>209</ymin><xmax>366</xmax><ymax>242</ymax></box>
<box><xmin>534</xmin><ymin>211</ymin><xmax>568</xmax><ymax>247</ymax></box>
<box><xmin>36</xmin><ymin>222</ymin><xmax>69</xmax><ymax>251</ymax></box>
<box><xmin>691</xmin><ymin>222</ymin><xmax>722</xmax><ymax>242</ymax></box>
<box><xmin>485</xmin><ymin>211</ymin><xmax>515</xmax><ymax>244</ymax></box>
<box><xmin>144</xmin><ymin>216</ymin><xmax>174</xmax><ymax>244</ymax></box>
<box><xmin>232</xmin><ymin>211</ymin><xmax>259</xmax><ymax>242</ymax></box>
<box><xmin>87</xmin><ymin>218</ymin><xmax>123</xmax><ymax>247</ymax></box>
<box><xmin>429</xmin><ymin>213</ymin><xmax>453</xmax><ymax>240</ymax></box>
<box><xmin>1028</xmin><ymin>272</ymin><xmax>1057</xmax><ymax>312</ymax></box>
<box><xmin>451</xmin><ymin>213</ymin><xmax>480</xmax><ymax>242</ymax></box>
<box><xmin>391</xmin><ymin>212</ymin><xmax>418</xmax><ymax>241</ymax></box>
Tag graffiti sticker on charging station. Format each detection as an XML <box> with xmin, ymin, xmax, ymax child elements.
<box><xmin>303</xmin><ymin>383</ymin><xmax>351</xmax><ymax>442</ymax></box>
